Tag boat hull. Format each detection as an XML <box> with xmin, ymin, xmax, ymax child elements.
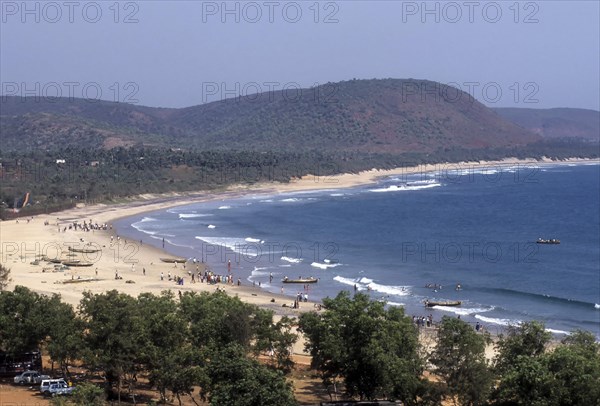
<box><xmin>160</xmin><ymin>257</ymin><xmax>187</xmax><ymax>263</ymax></box>
<box><xmin>425</xmin><ymin>300</ymin><xmax>461</xmax><ymax>307</ymax></box>
<box><xmin>282</xmin><ymin>279</ymin><xmax>318</xmax><ymax>284</ymax></box>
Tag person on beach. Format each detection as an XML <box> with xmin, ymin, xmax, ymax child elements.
<box><xmin>143</xmin><ymin>268</ymin><xmax>146</xmax><ymax>276</ymax></box>
<box><xmin>160</xmin><ymin>272</ymin><xmax>164</xmax><ymax>281</ymax></box>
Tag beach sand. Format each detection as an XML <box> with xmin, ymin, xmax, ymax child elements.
<box><xmin>1</xmin><ymin>157</ymin><xmax>594</xmax><ymax>359</ymax></box>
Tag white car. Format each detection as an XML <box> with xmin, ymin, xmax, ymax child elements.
<box><xmin>40</xmin><ymin>378</ymin><xmax>67</xmax><ymax>395</ymax></box>
<box><xmin>13</xmin><ymin>370</ymin><xmax>50</xmax><ymax>385</ymax></box>
<box><xmin>47</xmin><ymin>382</ymin><xmax>75</xmax><ymax>396</ymax></box>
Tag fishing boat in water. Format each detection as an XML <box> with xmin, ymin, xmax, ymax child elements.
<box><xmin>282</xmin><ymin>276</ymin><xmax>318</xmax><ymax>284</ymax></box>
<box><xmin>424</xmin><ymin>300</ymin><xmax>462</xmax><ymax>307</ymax></box>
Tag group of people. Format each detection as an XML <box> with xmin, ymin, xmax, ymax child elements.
<box><xmin>413</xmin><ymin>314</ymin><xmax>434</xmax><ymax>328</ymax></box>
<box><xmin>58</xmin><ymin>219</ymin><xmax>110</xmax><ymax>233</ymax></box>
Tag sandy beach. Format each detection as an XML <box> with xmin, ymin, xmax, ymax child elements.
<box><xmin>1</xmin><ymin>157</ymin><xmax>595</xmax><ymax>359</ymax></box>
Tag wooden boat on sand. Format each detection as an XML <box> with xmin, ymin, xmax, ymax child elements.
<box><xmin>62</xmin><ymin>261</ymin><xmax>94</xmax><ymax>267</ymax></box>
<box><xmin>282</xmin><ymin>277</ymin><xmax>318</xmax><ymax>284</ymax></box>
<box><xmin>160</xmin><ymin>257</ymin><xmax>187</xmax><ymax>263</ymax></box>
<box><xmin>68</xmin><ymin>246</ymin><xmax>101</xmax><ymax>253</ymax></box>
<box><xmin>44</xmin><ymin>257</ymin><xmax>64</xmax><ymax>264</ymax></box>
<box><xmin>424</xmin><ymin>300</ymin><xmax>462</xmax><ymax>308</ymax></box>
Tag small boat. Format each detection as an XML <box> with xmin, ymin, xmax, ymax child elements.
<box><xmin>536</xmin><ymin>238</ymin><xmax>560</xmax><ymax>244</ymax></box>
<box><xmin>62</xmin><ymin>261</ymin><xmax>94</xmax><ymax>267</ymax></box>
<box><xmin>424</xmin><ymin>300</ymin><xmax>461</xmax><ymax>307</ymax></box>
<box><xmin>62</xmin><ymin>277</ymin><xmax>98</xmax><ymax>284</ymax></box>
<box><xmin>160</xmin><ymin>257</ymin><xmax>187</xmax><ymax>263</ymax></box>
<box><xmin>282</xmin><ymin>277</ymin><xmax>318</xmax><ymax>284</ymax></box>
<box><xmin>45</xmin><ymin>257</ymin><xmax>63</xmax><ymax>264</ymax></box>
<box><xmin>68</xmin><ymin>246</ymin><xmax>101</xmax><ymax>253</ymax></box>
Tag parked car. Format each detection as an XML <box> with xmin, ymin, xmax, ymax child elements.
<box><xmin>47</xmin><ymin>382</ymin><xmax>74</xmax><ymax>397</ymax></box>
<box><xmin>40</xmin><ymin>378</ymin><xmax>67</xmax><ymax>395</ymax></box>
<box><xmin>13</xmin><ymin>370</ymin><xmax>50</xmax><ymax>385</ymax></box>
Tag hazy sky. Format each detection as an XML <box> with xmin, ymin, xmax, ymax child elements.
<box><xmin>1</xmin><ymin>1</ymin><xmax>599</xmax><ymax>109</ymax></box>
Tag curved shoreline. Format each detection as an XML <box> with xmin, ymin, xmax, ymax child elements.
<box><xmin>1</xmin><ymin>158</ymin><xmax>598</xmax><ymax>351</ymax></box>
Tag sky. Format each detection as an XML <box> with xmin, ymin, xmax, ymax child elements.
<box><xmin>1</xmin><ymin>0</ymin><xmax>599</xmax><ymax>110</ymax></box>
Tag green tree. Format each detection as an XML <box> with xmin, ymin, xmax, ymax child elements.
<box><xmin>491</xmin><ymin>330</ymin><xmax>600</xmax><ymax>406</ymax></box>
<box><xmin>490</xmin><ymin>355</ymin><xmax>556</xmax><ymax>406</ymax></box>
<box><xmin>494</xmin><ymin>321</ymin><xmax>551</xmax><ymax>375</ymax></box>
<box><xmin>0</xmin><ymin>264</ymin><xmax>11</xmax><ymax>291</ymax></box>
<box><xmin>0</xmin><ymin>286</ymin><xmax>49</xmax><ymax>353</ymax></box>
<box><xmin>299</xmin><ymin>292</ymin><xmax>425</xmax><ymax>403</ymax></box>
<box><xmin>430</xmin><ymin>316</ymin><xmax>492</xmax><ymax>406</ymax></box>
<box><xmin>546</xmin><ymin>330</ymin><xmax>600</xmax><ymax>406</ymax></box>
<box><xmin>71</xmin><ymin>382</ymin><xmax>105</xmax><ymax>406</ymax></box>
<box><xmin>138</xmin><ymin>292</ymin><xmax>206</xmax><ymax>405</ymax></box>
<box><xmin>490</xmin><ymin>321</ymin><xmax>555</xmax><ymax>405</ymax></box>
<box><xmin>204</xmin><ymin>345</ymin><xmax>297</xmax><ymax>406</ymax></box>
<box><xmin>79</xmin><ymin>290</ymin><xmax>146</xmax><ymax>405</ymax></box>
<box><xmin>251</xmin><ymin>312</ymin><xmax>297</xmax><ymax>373</ymax></box>
<box><xmin>179</xmin><ymin>291</ymin><xmax>269</xmax><ymax>351</ymax></box>
<box><xmin>45</xmin><ymin>294</ymin><xmax>84</xmax><ymax>376</ymax></box>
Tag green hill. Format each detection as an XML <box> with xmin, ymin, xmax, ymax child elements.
<box><xmin>1</xmin><ymin>79</ymin><xmax>539</xmax><ymax>152</ymax></box>
<box><xmin>493</xmin><ymin>107</ymin><xmax>600</xmax><ymax>142</ymax></box>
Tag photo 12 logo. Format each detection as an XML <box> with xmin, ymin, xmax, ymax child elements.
<box><xmin>200</xmin><ymin>1</ymin><xmax>340</xmax><ymax>23</ymax></box>
<box><xmin>400</xmin><ymin>81</ymin><xmax>540</xmax><ymax>105</ymax></box>
<box><xmin>201</xmin><ymin>81</ymin><xmax>339</xmax><ymax>104</ymax></box>
<box><xmin>400</xmin><ymin>241</ymin><xmax>540</xmax><ymax>264</ymax></box>
<box><xmin>1</xmin><ymin>81</ymin><xmax>140</xmax><ymax>103</ymax></box>
<box><xmin>401</xmin><ymin>1</ymin><xmax>540</xmax><ymax>24</ymax></box>
<box><xmin>1</xmin><ymin>1</ymin><xmax>140</xmax><ymax>23</ymax></box>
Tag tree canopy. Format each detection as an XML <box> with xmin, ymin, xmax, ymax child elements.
<box><xmin>299</xmin><ymin>291</ymin><xmax>426</xmax><ymax>403</ymax></box>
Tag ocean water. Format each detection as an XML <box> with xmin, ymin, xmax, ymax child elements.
<box><xmin>115</xmin><ymin>163</ymin><xmax>600</xmax><ymax>337</ymax></box>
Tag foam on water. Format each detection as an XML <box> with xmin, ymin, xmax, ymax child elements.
<box><xmin>281</xmin><ymin>256</ymin><xmax>302</xmax><ymax>264</ymax></box>
<box><xmin>131</xmin><ymin>217</ymin><xmax>161</xmax><ymax>235</ymax></box>
<box><xmin>252</xmin><ymin>266</ymin><xmax>276</xmax><ymax>276</ymax></box>
<box><xmin>370</xmin><ymin>183</ymin><xmax>441</xmax><ymax>192</ymax></box>
<box><xmin>311</xmin><ymin>261</ymin><xmax>341</xmax><ymax>270</ymax></box>
<box><xmin>475</xmin><ymin>315</ymin><xmax>521</xmax><ymax>326</ymax></box>
<box><xmin>387</xmin><ymin>301</ymin><xmax>406</xmax><ymax>307</ymax></box>
<box><xmin>546</xmin><ymin>328</ymin><xmax>571</xmax><ymax>335</ymax></box>
<box><xmin>431</xmin><ymin>306</ymin><xmax>494</xmax><ymax>316</ymax></box>
<box><xmin>179</xmin><ymin>213</ymin><xmax>211</xmax><ymax>219</ymax></box>
<box><xmin>333</xmin><ymin>275</ymin><xmax>360</xmax><ymax>288</ymax></box>
<box><xmin>218</xmin><ymin>205</ymin><xmax>231</xmax><ymax>210</ymax></box>
<box><xmin>367</xmin><ymin>282</ymin><xmax>411</xmax><ymax>296</ymax></box>
<box><xmin>595</xmin><ymin>303</ymin><xmax>600</xmax><ymax>309</ymax></box>
<box><xmin>333</xmin><ymin>275</ymin><xmax>410</xmax><ymax>297</ymax></box>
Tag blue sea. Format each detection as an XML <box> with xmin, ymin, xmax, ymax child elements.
<box><xmin>115</xmin><ymin>162</ymin><xmax>600</xmax><ymax>337</ymax></box>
